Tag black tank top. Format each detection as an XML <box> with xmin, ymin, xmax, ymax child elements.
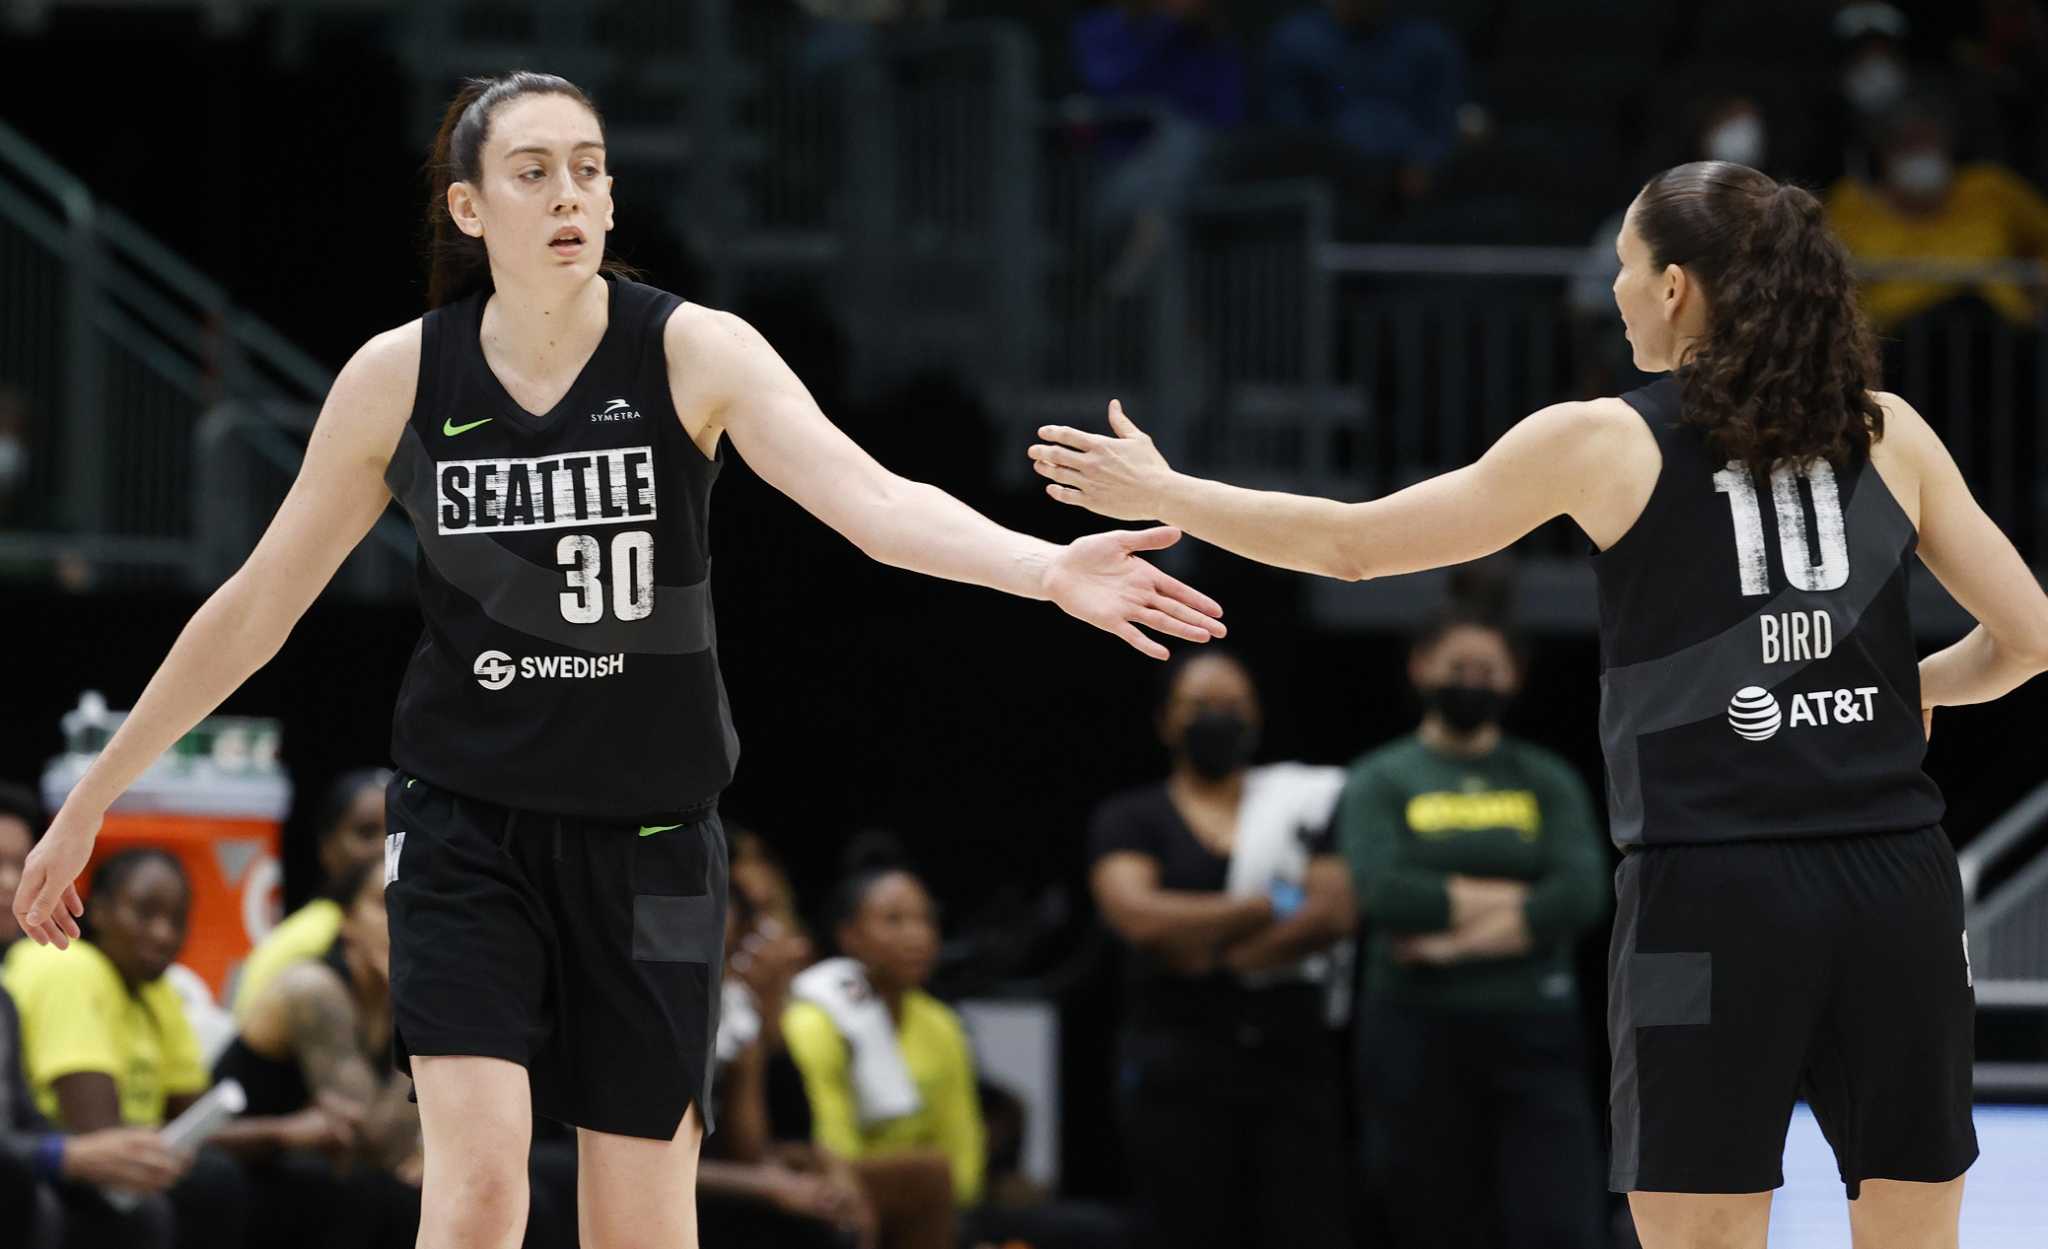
<box><xmin>1591</xmin><ymin>378</ymin><xmax>1944</xmax><ymax>846</ymax></box>
<box><xmin>383</xmin><ymin>276</ymin><xmax>737</xmax><ymax>822</ymax></box>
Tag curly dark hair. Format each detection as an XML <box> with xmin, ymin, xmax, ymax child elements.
<box><xmin>1632</xmin><ymin>161</ymin><xmax>1885</xmax><ymax>474</ymax></box>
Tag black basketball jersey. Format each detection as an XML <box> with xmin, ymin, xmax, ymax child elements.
<box><xmin>383</xmin><ymin>276</ymin><xmax>737</xmax><ymax>823</ymax></box>
<box><xmin>1591</xmin><ymin>378</ymin><xmax>1944</xmax><ymax>847</ymax></box>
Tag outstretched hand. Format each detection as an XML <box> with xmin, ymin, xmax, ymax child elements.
<box><xmin>1031</xmin><ymin>400</ymin><xmax>1175</xmax><ymax>522</ymax></box>
<box><xmin>1043</xmin><ymin>525</ymin><xmax>1225</xmax><ymax>660</ymax></box>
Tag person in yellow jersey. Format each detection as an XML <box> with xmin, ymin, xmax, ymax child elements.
<box><xmin>232</xmin><ymin>769</ymin><xmax>390</xmax><ymax>1023</ymax></box>
<box><xmin>6</xmin><ymin>849</ymin><xmax>346</xmax><ymax>1248</ymax></box>
<box><xmin>1824</xmin><ymin>92</ymin><xmax>2048</xmax><ymax>334</ymax></box>
<box><xmin>783</xmin><ymin>866</ymin><xmax>985</xmax><ymax>1216</ymax></box>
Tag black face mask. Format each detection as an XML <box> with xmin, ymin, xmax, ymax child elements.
<box><xmin>1423</xmin><ymin>684</ymin><xmax>1507</xmax><ymax>735</ymax></box>
<box><xmin>1179</xmin><ymin>710</ymin><xmax>1257</xmax><ymax>780</ymax></box>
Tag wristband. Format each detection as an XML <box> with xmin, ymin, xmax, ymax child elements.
<box><xmin>33</xmin><ymin>1132</ymin><xmax>65</xmax><ymax>1181</ymax></box>
<box><xmin>1268</xmin><ymin>878</ymin><xmax>1305</xmax><ymax>921</ymax></box>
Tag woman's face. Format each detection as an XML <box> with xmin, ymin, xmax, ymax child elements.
<box><xmin>340</xmin><ymin>869</ymin><xmax>391</xmax><ymax>982</ymax></box>
<box><xmin>1157</xmin><ymin>655</ymin><xmax>1261</xmax><ymax>752</ymax></box>
<box><xmin>1613</xmin><ymin>202</ymin><xmax>1687</xmax><ymax>373</ymax></box>
<box><xmin>96</xmin><ymin>859</ymin><xmax>189</xmax><ymax>985</ymax></box>
<box><xmin>319</xmin><ymin>783</ymin><xmax>387</xmax><ymax>885</ymax></box>
<box><xmin>839</xmin><ymin>872</ymin><xmax>939</xmax><ymax>993</ymax></box>
<box><xmin>449</xmin><ymin>92</ymin><xmax>615</xmax><ymax>287</ymax></box>
<box><xmin>1409</xmin><ymin>624</ymin><xmax>1520</xmax><ymax>698</ymax></box>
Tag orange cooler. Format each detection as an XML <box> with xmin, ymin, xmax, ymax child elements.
<box><xmin>43</xmin><ymin>695</ymin><xmax>289</xmax><ymax>1001</ymax></box>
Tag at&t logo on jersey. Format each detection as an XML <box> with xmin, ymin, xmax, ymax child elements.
<box><xmin>472</xmin><ymin>649</ymin><xmax>626</xmax><ymax>690</ymax></box>
<box><xmin>1725</xmin><ymin>684</ymin><xmax>1882</xmax><ymax>742</ymax></box>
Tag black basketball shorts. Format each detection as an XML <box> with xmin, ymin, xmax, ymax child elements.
<box><xmin>383</xmin><ymin>770</ymin><xmax>727</xmax><ymax>1139</ymax></box>
<box><xmin>1608</xmin><ymin>826</ymin><xmax>1977</xmax><ymax>1198</ymax></box>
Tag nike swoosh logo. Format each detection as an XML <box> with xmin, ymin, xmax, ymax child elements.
<box><xmin>638</xmin><ymin>823</ymin><xmax>685</xmax><ymax>837</ymax></box>
<box><xmin>443</xmin><ymin>417</ymin><xmax>492</xmax><ymax>436</ymax></box>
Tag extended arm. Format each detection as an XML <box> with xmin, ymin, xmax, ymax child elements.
<box><xmin>1031</xmin><ymin>399</ymin><xmax>1628</xmax><ymax>582</ymax></box>
<box><xmin>664</xmin><ymin>307</ymin><xmax>1225</xmax><ymax>659</ymax></box>
<box><xmin>15</xmin><ymin>326</ymin><xmax>420</xmax><ymax>945</ymax></box>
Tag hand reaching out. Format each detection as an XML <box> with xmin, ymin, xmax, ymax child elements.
<box><xmin>1042</xmin><ymin>525</ymin><xmax>1225</xmax><ymax>661</ymax></box>
<box><xmin>1030</xmin><ymin>400</ymin><xmax>1175</xmax><ymax>523</ymax></box>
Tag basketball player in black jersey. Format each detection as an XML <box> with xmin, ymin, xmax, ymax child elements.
<box><xmin>1031</xmin><ymin>161</ymin><xmax>2048</xmax><ymax>1249</ymax></box>
<box><xmin>12</xmin><ymin>71</ymin><xmax>1225</xmax><ymax>1249</ymax></box>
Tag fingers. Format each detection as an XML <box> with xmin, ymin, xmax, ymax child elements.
<box><xmin>1149</xmin><ymin>594</ymin><xmax>1227</xmax><ymax>639</ymax></box>
<box><xmin>1107</xmin><ymin>398</ymin><xmax>1146</xmax><ymax>439</ymax></box>
<box><xmin>65</xmin><ymin>884</ymin><xmax>84</xmax><ymax>917</ymax></box>
<box><xmin>1035</xmin><ymin>425</ymin><xmax>1105</xmax><ymax>452</ymax></box>
<box><xmin>19</xmin><ymin>876</ymin><xmax>70</xmax><ymax>950</ymax></box>
<box><xmin>1113</xmin><ymin>621</ymin><xmax>1171</xmax><ymax>661</ymax></box>
<box><xmin>1149</xmin><ymin>571</ymin><xmax>1225</xmax><ymax>623</ymax></box>
<box><xmin>1134</xmin><ymin>607</ymin><xmax>1217</xmax><ymax>644</ymax></box>
<box><xmin>1045</xmin><ymin>483</ymin><xmax>1088</xmax><ymax>508</ymax></box>
<box><xmin>1112</xmin><ymin>525</ymin><xmax>1182</xmax><ymax>553</ymax></box>
<box><xmin>1030</xmin><ymin>455</ymin><xmax>1087</xmax><ymax>488</ymax></box>
<box><xmin>1028</xmin><ymin>444</ymin><xmax>1086</xmax><ymax>471</ymax></box>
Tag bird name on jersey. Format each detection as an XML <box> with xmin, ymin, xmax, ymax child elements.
<box><xmin>1759</xmin><ymin>609</ymin><xmax>1833</xmax><ymax>663</ymax></box>
<box><xmin>437</xmin><ymin>446</ymin><xmax>655</xmax><ymax>535</ymax></box>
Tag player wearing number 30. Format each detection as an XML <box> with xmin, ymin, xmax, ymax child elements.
<box><xmin>1032</xmin><ymin>162</ymin><xmax>2048</xmax><ymax>1249</ymax></box>
<box><xmin>12</xmin><ymin>71</ymin><xmax>1225</xmax><ymax>1249</ymax></box>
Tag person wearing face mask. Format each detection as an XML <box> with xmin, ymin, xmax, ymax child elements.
<box><xmin>1334</xmin><ymin>608</ymin><xmax>1606</xmax><ymax>1249</ymax></box>
<box><xmin>1087</xmin><ymin>651</ymin><xmax>1353</xmax><ymax>1249</ymax></box>
<box><xmin>1825</xmin><ymin>92</ymin><xmax>2048</xmax><ymax>334</ymax></box>
<box><xmin>1572</xmin><ymin>96</ymin><xmax>1778</xmax><ymax>395</ymax></box>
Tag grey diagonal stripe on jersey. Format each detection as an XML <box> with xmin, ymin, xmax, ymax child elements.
<box><xmin>1600</xmin><ymin>474</ymin><xmax>1916</xmax><ymax>842</ymax></box>
<box><xmin>386</xmin><ymin>424</ymin><xmax>714</xmax><ymax>655</ymax></box>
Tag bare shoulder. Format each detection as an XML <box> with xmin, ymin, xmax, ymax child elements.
<box><xmin>342</xmin><ymin>319</ymin><xmax>424</xmax><ymax>399</ymax></box>
<box><xmin>660</xmin><ymin>301</ymin><xmax>764</xmax><ymax>370</ymax></box>
<box><xmin>1867</xmin><ymin>390</ymin><xmax>1937</xmax><ymax>528</ymax></box>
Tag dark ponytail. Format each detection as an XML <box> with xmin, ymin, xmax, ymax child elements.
<box><xmin>423</xmin><ymin>71</ymin><xmax>613</xmax><ymax>309</ymax></box>
<box><xmin>1633</xmin><ymin>161</ymin><xmax>1885</xmax><ymax>474</ymax></box>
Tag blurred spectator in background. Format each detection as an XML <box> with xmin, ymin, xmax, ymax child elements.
<box><xmin>1088</xmin><ymin>652</ymin><xmax>1352</xmax><ymax>1249</ymax></box>
<box><xmin>1572</xmin><ymin>95</ymin><xmax>1778</xmax><ymax>394</ymax></box>
<box><xmin>0</xmin><ymin>782</ymin><xmax>40</xmax><ymax>948</ymax></box>
<box><xmin>1954</xmin><ymin>0</ymin><xmax>2048</xmax><ymax>182</ymax></box>
<box><xmin>233</xmin><ymin>769</ymin><xmax>390</xmax><ymax>1024</ymax></box>
<box><xmin>1825</xmin><ymin>90</ymin><xmax>2048</xmax><ymax>334</ymax></box>
<box><xmin>795</xmin><ymin>0</ymin><xmax>950</xmax><ymax>77</ymax></box>
<box><xmin>4</xmin><ymin>849</ymin><xmax>254</xmax><ymax>1248</ymax></box>
<box><xmin>1070</xmin><ymin>1</ymin><xmax>1247</xmax><ymax>292</ymax></box>
<box><xmin>1261</xmin><ymin>0</ymin><xmax>1467</xmax><ymax>204</ymax></box>
<box><xmin>1337</xmin><ymin>610</ymin><xmax>1606</xmax><ymax>1249</ymax></box>
<box><xmin>704</xmin><ymin>869</ymin><xmax>873</xmax><ymax>1249</ymax></box>
<box><xmin>1826</xmin><ymin>2</ymin><xmax>1914</xmax><ymax>182</ymax></box>
<box><xmin>214</xmin><ymin>858</ymin><xmax>424</xmax><ymax>1249</ymax></box>
<box><xmin>784</xmin><ymin>866</ymin><xmax>980</xmax><ymax>1249</ymax></box>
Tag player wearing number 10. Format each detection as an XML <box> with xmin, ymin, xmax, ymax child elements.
<box><xmin>1032</xmin><ymin>161</ymin><xmax>2048</xmax><ymax>1249</ymax></box>
<box><xmin>12</xmin><ymin>72</ymin><xmax>1226</xmax><ymax>1249</ymax></box>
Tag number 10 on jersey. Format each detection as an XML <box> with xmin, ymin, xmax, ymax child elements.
<box><xmin>1712</xmin><ymin>461</ymin><xmax>1850</xmax><ymax>597</ymax></box>
<box><xmin>558</xmin><ymin>530</ymin><xmax>654</xmax><ymax>622</ymax></box>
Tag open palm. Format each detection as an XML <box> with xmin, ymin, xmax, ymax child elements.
<box><xmin>1044</xmin><ymin>526</ymin><xmax>1225</xmax><ymax>660</ymax></box>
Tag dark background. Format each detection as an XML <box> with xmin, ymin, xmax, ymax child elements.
<box><xmin>6</xmin><ymin>2</ymin><xmax>2045</xmax><ymax>1195</ymax></box>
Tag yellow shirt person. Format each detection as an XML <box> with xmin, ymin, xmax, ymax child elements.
<box><xmin>4</xmin><ymin>938</ymin><xmax>208</xmax><ymax>1125</ymax></box>
<box><xmin>230</xmin><ymin>897</ymin><xmax>344</xmax><ymax>1024</ymax></box>
<box><xmin>783</xmin><ymin>989</ymin><xmax>986</xmax><ymax>1206</ymax></box>
<box><xmin>1825</xmin><ymin>164</ymin><xmax>2048</xmax><ymax>332</ymax></box>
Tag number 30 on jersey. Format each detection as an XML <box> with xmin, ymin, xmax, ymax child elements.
<box><xmin>1711</xmin><ymin>461</ymin><xmax>1850</xmax><ymax>597</ymax></box>
<box><xmin>558</xmin><ymin>530</ymin><xmax>654</xmax><ymax>623</ymax></box>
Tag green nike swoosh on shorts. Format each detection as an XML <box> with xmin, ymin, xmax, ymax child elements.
<box><xmin>442</xmin><ymin>416</ymin><xmax>492</xmax><ymax>436</ymax></box>
<box><xmin>638</xmin><ymin>823</ymin><xmax>685</xmax><ymax>837</ymax></box>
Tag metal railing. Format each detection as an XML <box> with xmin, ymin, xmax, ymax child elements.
<box><xmin>1962</xmin><ymin>780</ymin><xmax>2048</xmax><ymax>995</ymax></box>
<box><xmin>0</xmin><ymin>120</ymin><xmax>410</xmax><ymax>594</ymax></box>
